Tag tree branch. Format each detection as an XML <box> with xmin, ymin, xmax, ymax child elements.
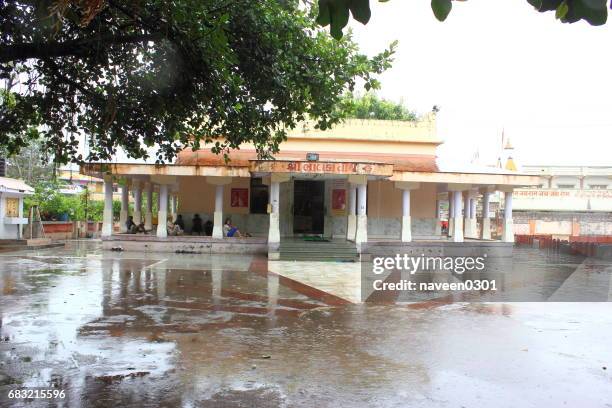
<box><xmin>0</xmin><ymin>33</ymin><xmax>162</xmax><ymax>64</ymax></box>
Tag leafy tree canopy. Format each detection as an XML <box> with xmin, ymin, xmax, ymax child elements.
<box><xmin>317</xmin><ymin>0</ymin><xmax>609</xmax><ymax>39</ymax></box>
<box><xmin>0</xmin><ymin>0</ymin><xmax>395</xmax><ymax>164</ymax></box>
<box><xmin>338</xmin><ymin>92</ymin><xmax>418</xmax><ymax>121</ymax></box>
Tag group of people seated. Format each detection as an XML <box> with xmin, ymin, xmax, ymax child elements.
<box><xmin>124</xmin><ymin>214</ymin><xmax>249</xmax><ymax>237</ymax></box>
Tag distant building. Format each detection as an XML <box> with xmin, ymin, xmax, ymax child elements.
<box><xmin>58</xmin><ymin>167</ymin><xmax>123</xmax><ymax>201</ymax></box>
<box><xmin>513</xmin><ymin>165</ymin><xmax>612</xmax><ymax>239</ymax></box>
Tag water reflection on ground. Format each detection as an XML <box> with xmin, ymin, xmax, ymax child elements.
<box><xmin>0</xmin><ymin>241</ymin><xmax>611</xmax><ymax>407</ymax></box>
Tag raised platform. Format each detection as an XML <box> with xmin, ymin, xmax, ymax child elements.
<box><xmin>102</xmin><ymin>234</ymin><xmax>268</xmax><ymax>254</ymax></box>
<box><xmin>102</xmin><ymin>234</ymin><xmax>514</xmax><ymax>257</ymax></box>
<box><xmin>0</xmin><ymin>238</ymin><xmax>65</xmax><ymax>251</ymax></box>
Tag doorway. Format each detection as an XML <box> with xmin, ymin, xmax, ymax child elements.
<box><xmin>293</xmin><ymin>180</ymin><xmax>325</xmax><ymax>235</ymax></box>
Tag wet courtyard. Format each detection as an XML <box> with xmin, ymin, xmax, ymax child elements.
<box><xmin>1</xmin><ymin>241</ymin><xmax>611</xmax><ymax>407</ymax></box>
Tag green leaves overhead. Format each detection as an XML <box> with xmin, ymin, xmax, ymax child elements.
<box><xmin>528</xmin><ymin>0</ymin><xmax>608</xmax><ymax>25</ymax></box>
<box><xmin>431</xmin><ymin>0</ymin><xmax>452</xmax><ymax>22</ymax></box>
<box><xmin>1</xmin><ymin>0</ymin><xmax>396</xmax><ymax>164</ymax></box>
<box><xmin>317</xmin><ymin>0</ymin><xmax>609</xmax><ymax>39</ymax></box>
<box><xmin>317</xmin><ymin>0</ymin><xmax>372</xmax><ymax>39</ymax></box>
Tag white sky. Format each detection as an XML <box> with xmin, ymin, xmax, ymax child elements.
<box><xmin>348</xmin><ymin>0</ymin><xmax>612</xmax><ymax>167</ymax></box>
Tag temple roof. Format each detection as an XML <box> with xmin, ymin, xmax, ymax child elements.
<box><xmin>176</xmin><ymin>149</ymin><xmax>439</xmax><ymax>172</ymax></box>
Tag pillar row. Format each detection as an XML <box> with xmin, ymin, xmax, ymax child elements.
<box><xmin>133</xmin><ymin>181</ymin><xmax>142</xmax><ymax>225</ymax></box>
<box><xmin>156</xmin><ymin>184</ymin><xmax>168</xmax><ymax>238</ymax></box>
<box><xmin>145</xmin><ymin>183</ymin><xmax>153</xmax><ymax>231</ymax></box>
<box><xmin>355</xmin><ymin>183</ymin><xmax>368</xmax><ymax>246</ymax></box>
<box><xmin>102</xmin><ymin>175</ymin><xmax>114</xmax><ymax>237</ymax></box>
<box><xmin>119</xmin><ymin>183</ymin><xmax>129</xmax><ymax>233</ymax></box>
<box><xmin>212</xmin><ymin>185</ymin><xmax>224</xmax><ymax>239</ymax></box>
<box><xmin>346</xmin><ymin>184</ymin><xmax>357</xmax><ymax>242</ymax></box>
<box><xmin>502</xmin><ymin>190</ymin><xmax>514</xmax><ymax>243</ymax></box>
<box><xmin>480</xmin><ymin>191</ymin><xmax>492</xmax><ymax>240</ymax></box>
<box><xmin>451</xmin><ymin>191</ymin><xmax>464</xmax><ymax>242</ymax></box>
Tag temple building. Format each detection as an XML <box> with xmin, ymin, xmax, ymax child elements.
<box><xmin>82</xmin><ymin>115</ymin><xmax>540</xmax><ymax>258</ymax></box>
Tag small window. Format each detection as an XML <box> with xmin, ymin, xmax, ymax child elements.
<box><xmin>250</xmin><ymin>178</ymin><xmax>269</xmax><ymax>214</ymax></box>
<box><xmin>557</xmin><ymin>184</ymin><xmax>575</xmax><ymax>189</ymax></box>
<box><xmin>589</xmin><ymin>184</ymin><xmax>608</xmax><ymax>190</ymax></box>
<box><xmin>5</xmin><ymin>197</ymin><xmax>19</xmax><ymax>217</ymax></box>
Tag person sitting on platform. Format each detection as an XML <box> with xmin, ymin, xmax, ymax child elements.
<box><xmin>192</xmin><ymin>213</ymin><xmax>203</xmax><ymax>235</ymax></box>
<box><xmin>223</xmin><ymin>218</ymin><xmax>251</xmax><ymax>238</ymax></box>
<box><xmin>125</xmin><ymin>216</ymin><xmax>137</xmax><ymax>234</ymax></box>
<box><xmin>167</xmin><ymin>217</ymin><xmax>183</xmax><ymax>236</ymax></box>
<box><xmin>174</xmin><ymin>214</ymin><xmax>185</xmax><ymax>232</ymax></box>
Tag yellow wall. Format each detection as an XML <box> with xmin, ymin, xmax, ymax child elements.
<box><xmin>367</xmin><ymin>180</ymin><xmax>436</xmax><ymax>218</ymax></box>
<box><xmin>178</xmin><ymin>177</ymin><xmax>251</xmax><ymax>215</ymax></box>
<box><xmin>275</xmin><ymin>138</ymin><xmax>437</xmax><ymax>156</ymax></box>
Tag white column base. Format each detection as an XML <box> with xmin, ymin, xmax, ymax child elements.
<box><xmin>502</xmin><ymin>218</ymin><xmax>514</xmax><ymax>243</ymax></box>
<box><xmin>463</xmin><ymin>216</ymin><xmax>472</xmax><ymax>238</ymax></box>
<box><xmin>435</xmin><ymin>218</ymin><xmax>442</xmax><ymax>236</ymax></box>
<box><xmin>480</xmin><ymin>217</ymin><xmax>491</xmax><ymax>240</ymax></box>
<box><xmin>346</xmin><ymin>214</ymin><xmax>356</xmax><ymax>241</ymax></box>
<box><xmin>401</xmin><ymin>215</ymin><xmax>412</xmax><ymax>242</ymax></box>
<box><xmin>470</xmin><ymin>218</ymin><xmax>477</xmax><ymax>238</ymax></box>
<box><xmin>451</xmin><ymin>217</ymin><xmax>464</xmax><ymax>242</ymax></box>
<box><xmin>448</xmin><ymin>218</ymin><xmax>454</xmax><ymax>237</ymax></box>
<box><xmin>268</xmin><ymin>212</ymin><xmax>280</xmax><ymax>247</ymax></box>
<box><xmin>156</xmin><ymin>211</ymin><xmax>168</xmax><ymax>238</ymax></box>
<box><xmin>355</xmin><ymin>214</ymin><xmax>368</xmax><ymax>245</ymax></box>
<box><xmin>268</xmin><ymin>213</ymin><xmax>281</xmax><ymax>260</ymax></box>
<box><xmin>119</xmin><ymin>210</ymin><xmax>128</xmax><ymax>233</ymax></box>
<box><xmin>145</xmin><ymin>212</ymin><xmax>153</xmax><ymax>231</ymax></box>
<box><xmin>133</xmin><ymin>210</ymin><xmax>142</xmax><ymax>225</ymax></box>
<box><xmin>212</xmin><ymin>211</ymin><xmax>223</xmax><ymax>239</ymax></box>
<box><xmin>102</xmin><ymin>215</ymin><xmax>113</xmax><ymax>237</ymax></box>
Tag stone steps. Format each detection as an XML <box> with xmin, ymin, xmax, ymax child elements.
<box><xmin>278</xmin><ymin>240</ymin><xmax>358</xmax><ymax>262</ymax></box>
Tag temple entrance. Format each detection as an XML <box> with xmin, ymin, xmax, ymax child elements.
<box><xmin>293</xmin><ymin>180</ymin><xmax>325</xmax><ymax>235</ymax></box>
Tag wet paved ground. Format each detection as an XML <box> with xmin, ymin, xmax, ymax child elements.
<box><xmin>1</xmin><ymin>242</ymin><xmax>611</xmax><ymax>407</ymax></box>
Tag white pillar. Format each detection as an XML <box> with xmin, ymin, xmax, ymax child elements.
<box><xmin>470</xmin><ymin>196</ymin><xmax>477</xmax><ymax>238</ymax></box>
<box><xmin>133</xmin><ymin>182</ymin><xmax>142</xmax><ymax>224</ymax></box>
<box><xmin>268</xmin><ymin>181</ymin><xmax>280</xmax><ymax>247</ymax></box>
<box><xmin>145</xmin><ymin>183</ymin><xmax>153</xmax><ymax>231</ymax></box>
<box><xmin>480</xmin><ymin>191</ymin><xmax>491</xmax><ymax>240</ymax></box>
<box><xmin>119</xmin><ymin>183</ymin><xmax>129</xmax><ymax>233</ymax></box>
<box><xmin>156</xmin><ymin>184</ymin><xmax>168</xmax><ymax>238</ymax></box>
<box><xmin>502</xmin><ymin>191</ymin><xmax>514</xmax><ymax>243</ymax></box>
<box><xmin>212</xmin><ymin>185</ymin><xmax>224</xmax><ymax>239</ymax></box>
<box><xmin>346</xmin><ymin>184</ymin><xmax>357</xmax><ymax>241</ymax></box>
<box><xmin>401</xmin><ymin>189</ymin><xmax>412</xmax><ymax>242</ymax></box>
<box><xmin>102</xmin><ymin>175</ymin><xmax>114</xmax><ymax>237</ymax></box>
<box><xmin>434</xmin><ymin>199</ymin><xmax>442</xmax><ymax>236</ymax></box>
<box><xmin>451</xmin><ymin>191</ymin><xmax>464</xmax><ymax>242</ymax></box>
<box><xmin>172</xmin><ymin>195</ymin><xmax>178</xmax><ymax>222</ymax></box>
<box><xmin>463</xmin><ymin>192</ymin><xmax>471</xmax><ymax>238</ymax></box>
<box><xmin>448</xmin><ymin>193</ymin><xmax>454</xmax><ymax>237</ymax></box>
<box><xmin>355</xmin><ymin>183</ymin><xmax>368</xmax><ymax>245</ymax></box>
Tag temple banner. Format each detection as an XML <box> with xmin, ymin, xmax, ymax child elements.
<box><xmin>250</xmin><ymin>160</ymin><xmax>393</xmax><ymax>176</ymax></box>
<box><xmin>514</xmin><ymin>189</ymin><xmax>612</xmax><ymax>212</ymax></box>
